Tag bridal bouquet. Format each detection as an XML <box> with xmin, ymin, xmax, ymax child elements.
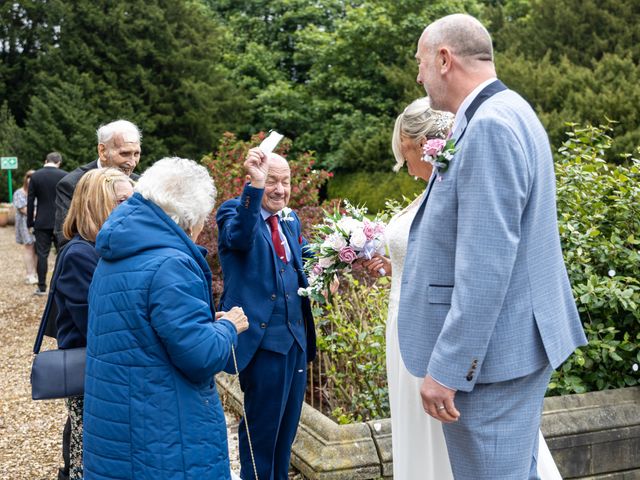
<box><xmin>298</xmin><ymin>201</ymin><xmax>386</xmax><ymax>303</ymax></box>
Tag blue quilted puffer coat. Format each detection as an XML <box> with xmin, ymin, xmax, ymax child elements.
<box><xmin>83</xmin><ymin>193</ymin><xmax>237</xmax><ymax>480</ymax></box>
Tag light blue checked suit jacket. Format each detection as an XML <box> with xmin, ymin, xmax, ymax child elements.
<box><xmin>397</xmin><ymin>86</ymin><xmax>587</xmax><ymax>392</ymax></box>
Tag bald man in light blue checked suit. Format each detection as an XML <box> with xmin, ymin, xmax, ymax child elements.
<box><xmin>398</xmin><ymin>14</ymin><xmax>587</xmax><ymax>479</ymax></box>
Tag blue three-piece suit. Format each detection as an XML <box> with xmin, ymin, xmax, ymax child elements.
<box><xmin>217</xmin><ymin>184</ymin><xmax>316</xmax><ymax>480</ymax></box>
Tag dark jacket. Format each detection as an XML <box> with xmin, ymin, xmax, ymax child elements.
<box><xmin>54</xmin><ymin>160</ymin><xmax>139</xmax><ymax>246</ymax></box>
<box><xmin>83</xmin><ymin>193</ymin><xmax>236</xmax><ymax>480</ymax></box>
<box><xmin>27</xmin><ymin>165</ymin><xmax>67</xmax><ymax>229</ymax></box>
<box><xmin>54</xmin><ymin>236</ymin><xmax>99</xmax><ymax>349</ymax></box>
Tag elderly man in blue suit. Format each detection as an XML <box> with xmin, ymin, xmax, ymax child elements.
<box><xmin>397</xmin><ymin>14</ymin><xmax>588</xmax><ymax>479</ymax></box>
<box><xmin>217</xmin><ymin>147</ymin><xmax>316</xmax><ymax>480</ymax></box>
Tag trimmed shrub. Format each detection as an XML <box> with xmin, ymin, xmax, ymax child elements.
<box><xmin>308</xmin><ymin>274</ymin><xmax>390</xmax><ymax>424</ymax></box>
<box><xmin>550</xmin><ymin>122</ymin><xmax>640</xmax><ymax>395</ymax></box>
<box><xmin>327</xmin><ymin>170</ymin><xmax>424</xmax><ymax>213</ymax></box>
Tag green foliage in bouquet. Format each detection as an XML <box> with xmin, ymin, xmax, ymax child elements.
<box><xmin>310</xmin><ymin>274</ymin><xmax>391</xmax><ymax>424</ymax></box>
<box><xmin>550</xmin><ymin>122</ymin><xmax>640</xmax><ymax>395</ymax></box>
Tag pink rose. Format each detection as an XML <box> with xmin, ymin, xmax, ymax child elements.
<box><xmin>373</xmin><ymin>222</ymin><xmax>385</xmax><ymax>236</ymax></box>
<box><xmin>363</xmin><ymin>221</ymin><xmax>376</xmax><ymax>240</ymax></box>
<box><xmin>423</xmin><ymin>138</ymin><xmax>446</xmax><ymax>157</ymax></box>
<box><xmin>312</xmin><ymin>264</ymin><xmax>323</xmax><ymax>276</ymax></box>
<box><xmin>338</xmin><ymin>246</ymin><xmax>358</xmax><ymax>264</ymax></box>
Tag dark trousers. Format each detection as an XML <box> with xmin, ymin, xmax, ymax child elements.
<box><xmin>34</xmin><ymin>228</ymin><xmax>58</xmax><ymax>291</ymax></box>
<box><xmin>238</xmin><ymin>344</ymin><xmax>307</xmax><ymax>480</ymax></box>
<box><xmin>58</xmin><ymin>416</ymin><xmax>70</xmax><ymax>479</ymax></box>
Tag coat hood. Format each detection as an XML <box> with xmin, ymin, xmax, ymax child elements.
<box><xmin>96</xmin><ymin>193</ymin><xmax>210</xmax><ymax>275</ymax></box>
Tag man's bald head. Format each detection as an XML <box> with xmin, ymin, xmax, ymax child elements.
<box><xmin>415</xmin><ymin>14</ymin><xmax>496</xmax><ymax>112</ymax></box>
<box><xmin>267</xmin><ymin>153</ymin><xmax>290</xmax><ymax>171</ymax></box>
<box><xmin>422</xmin><ymin>14</ymin><xmax>493</xmax><ymax>64</ymax></box>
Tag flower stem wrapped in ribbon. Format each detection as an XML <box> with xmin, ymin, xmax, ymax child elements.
<box><xmin>298</xmin><ymin>200</ymin><xmax>386</xmax><ymax>304</ymax></box>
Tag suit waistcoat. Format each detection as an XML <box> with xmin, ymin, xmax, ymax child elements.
<box><xmin>260</xmin><ymin>257</ymin><xmax>306</xmax><ymax>354</ymax></box>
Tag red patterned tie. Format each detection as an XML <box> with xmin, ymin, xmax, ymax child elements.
<box><xmin>267</xmin><ymin>215</ymin><xmax>288</xmax><ymax>263</ymax></box>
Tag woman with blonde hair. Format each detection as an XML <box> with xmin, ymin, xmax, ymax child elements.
<box><xmin>12</xmin><ymin>169</ymin><xmax>37</xmax><ymax>284</ymax></box>
<box><xmin>52</xmin><ymin>168</ymin><xmax>134</xmax><ymax>480</ymax></box>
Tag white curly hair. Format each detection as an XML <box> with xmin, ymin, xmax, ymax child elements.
<box><xmin>97</xmin><ymin>119</ymin><xmax>141</xmax><ymax>145</ymax></box>
<box><xmin>135</xmin><ymin>157</ymin><xmax>216</xmax><ymax>232</ymax></box>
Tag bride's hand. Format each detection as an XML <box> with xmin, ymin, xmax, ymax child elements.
<box><xmin>361</xmin><ymin>254</ymin><xmax>391</xmax><ymax>277</ymax></box>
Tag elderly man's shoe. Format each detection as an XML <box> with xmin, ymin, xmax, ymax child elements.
<box><xmin>33</xmin><ymin>288</ymin><xmax>47</xmax><ymax>296</ymax></box>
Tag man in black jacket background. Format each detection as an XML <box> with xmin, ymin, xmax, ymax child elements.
<box><xmin>27</xmin><ymin>152</ymin><xmax>67</xmax><ymax>295</ymax></box>
<box><xmin>54</xmin><ymin>119</ymin><xmax>141</xmax><ymax>247</ymax></box>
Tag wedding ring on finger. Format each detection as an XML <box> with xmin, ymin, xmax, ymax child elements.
<box><xmin>436</xmin><ymin>405</ymin><xmax>446</xmax><ymax>411</ymax></box>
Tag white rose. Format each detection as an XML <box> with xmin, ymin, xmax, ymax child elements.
<box><xmin>350</xmin><ymin>228</ymin><xmax>367</xmax><ymax>249</ymax></box>
<box><xmin>318</xmin><ymin>256</ymin><xmax>334</xmax><ymax>268</ymax></box>
<box><xmin>328</xmin><ymin>233</ymin><xmax>347</xmax><ymax>251</ymax></box>
<box><xmin>338</xmin><ymin>217</ymin><xmax>358</xmax><ymax>234</ymax></box>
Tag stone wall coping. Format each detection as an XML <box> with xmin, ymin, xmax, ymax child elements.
<box><xmin>217</xmin><ymin>373</ymin><xmax>640</xmax><ymax>479</ymax></box>
<box><xmin>541</xmin><ymin>386</ymin><xmax>640</xmax><ymax>437</ymax></box>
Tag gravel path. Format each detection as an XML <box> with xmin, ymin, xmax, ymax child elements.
<box><xmin>0</xmin><ymin>225</ymin><xmax>244</xmax><ymax>478</ymax></box>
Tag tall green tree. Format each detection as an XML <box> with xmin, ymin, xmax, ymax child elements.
<box><xmin>0</xmin><ymin>1</ymin><xmax>66</xmax><ymax>124</ymax></box>
<box><xmin>213</xmin><ymin>0</ymin><xmax>482</xmax><ymax>171</ymax></box>
<box><xmin>491</xmin><ymin>0</ymin><xmax>640</xmax><ymax>66</ymax></box>
<box><xmin>0</xmin><ymin>101</ymin><xmax>23</xmax><ymax>200</ymax></box>
<box><xmin>8</xmin><ymin>0</ymin><xmax>251</xmax><ymax>173</ymax></box>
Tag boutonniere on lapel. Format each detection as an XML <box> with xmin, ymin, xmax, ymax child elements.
<box><xmin>422</xmin><ymin>138</ymin><xmax>457</xmax><ymax>181</ymax></box>
<box><xmin>278</xmin><ymin>207</ymin><xmax>303</xmax><ymax>244</ymax></box>
<box><xmin>278</xmin><ymin>207</ymin><xmax>295</xmax><ymax>222</ymax></box>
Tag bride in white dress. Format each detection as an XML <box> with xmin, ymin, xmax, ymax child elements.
<box><xmin>361</xmin><ymin>98</ymin><xmax>563</xmax><ymax>480</ymax></box>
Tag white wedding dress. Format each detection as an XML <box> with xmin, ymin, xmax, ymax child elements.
<box><xmin>385</xmin><ymin>194</ymin><xmax>562</xmax><ymax>479</ymax></box>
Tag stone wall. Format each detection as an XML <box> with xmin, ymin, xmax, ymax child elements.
<box><xmin>217</xmin><ymin>374</ymin><xmax>639</xmax><ymax>479</ymax></box>
<box><xmin>542</xmin><ymin>387</ymin><xmax>640</xmax><ymax>479</ymax></box>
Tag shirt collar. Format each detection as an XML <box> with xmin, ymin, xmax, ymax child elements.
<box><xmin>261</xmin><ymin>207</ymin><xmax>279</xmax><ymax>221</ymax></box>
<box><xmin>450</xmin><ymin>77</ymin><xmax>497</xmax><ymax>140</ymax></box>
<box><xmin>43</xmin><ymin>163</ymin><xmax>58</xmax><ymax>168</ymax></box>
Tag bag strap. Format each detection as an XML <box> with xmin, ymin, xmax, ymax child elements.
<box><xmin>33</xmin><ymin>238</ymin><xmax>76</xmax><ymax>354</ymax></box>
<box><xmin>231</xmin><ymin>345</ymin><xmax>260</xmax><ymax>480</ymax></box>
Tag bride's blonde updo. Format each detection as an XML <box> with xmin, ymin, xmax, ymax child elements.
<box><xmin>391</xmin><ymin>97</ymin><xmax>454</xmax><ymax>172</ymax></box>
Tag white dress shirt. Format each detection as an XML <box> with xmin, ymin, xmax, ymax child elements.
<box><xmin>261</xmin><ymin>207</ymin><xmax>292</xmax><ymax>262</ymax></box>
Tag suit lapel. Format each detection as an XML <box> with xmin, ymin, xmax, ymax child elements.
<box><xmin>409</xmin><ymin>81</ymin><xmax>507</xmax><ymax>234</ymax></box>
<box><xmin>281</xmin><ymin>219</ymin><xmax>302</xmax><ymax>269</ymax></box>
<box><xmin>454</xmin><ymin>80</ymin><xmax>507</xmax><ymax>146</ymax></box>
<box><xmin>409</xmin><ymin>175</ymin><xmax>438</xmax><ymax>234</ymax></box>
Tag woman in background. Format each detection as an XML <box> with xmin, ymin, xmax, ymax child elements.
<box><xmin>13</xmin><ymin>169</ymin><xmax>37</xmax><ymax>284</ymax></box>
<box><xmin>54</xmin><ymin>168</ymin><xmax>134</xmax><ymax>479</ymax></box>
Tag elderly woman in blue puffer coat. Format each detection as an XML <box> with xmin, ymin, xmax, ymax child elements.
<box><xmin>83</xmin><ymin>157</ymin><xmax>248</xmax><ymax>480</ymax></box>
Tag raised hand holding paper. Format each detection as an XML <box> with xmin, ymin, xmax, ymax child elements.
<box><xmin>259</xmin><ymin>130</ymin><xmax>284</xmax><ymax>154</ymax></box>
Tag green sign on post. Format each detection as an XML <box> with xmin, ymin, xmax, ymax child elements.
<box><xmin>1</xmin><ymin>156</ymin><xmax>18</xmax><ymax>202</ymax></box>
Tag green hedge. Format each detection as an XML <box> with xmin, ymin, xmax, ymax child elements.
<box><xmin>315</xmin><ymin>123</ymin><xmax>640</xmax><ymax>424</ymax></box>
<box><xmin>327</xmin><ymin>170</ymin><xmax>425</xmax><ymax>212</ymax></box>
